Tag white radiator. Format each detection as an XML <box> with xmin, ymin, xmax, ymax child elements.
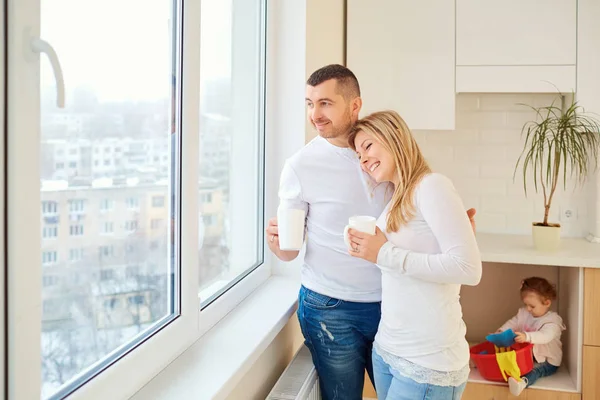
<box><xmin>266</xmin><ymin>345</ymin><xmax>321</xmax><ymax>400</ymax></box>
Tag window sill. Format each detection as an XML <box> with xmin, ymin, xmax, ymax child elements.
<box><xmin>130</xmin><ymin>276</ymin><xmax>300</xmax><ymax>400</ymax></box>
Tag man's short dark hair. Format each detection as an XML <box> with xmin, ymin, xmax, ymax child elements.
<box><xmin>306</xmin><ymin>64</ymin><xmax>361</xmax><ymax>99</ymax></box>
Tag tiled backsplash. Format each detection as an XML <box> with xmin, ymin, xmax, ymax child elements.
<box><xmin>413</xmin><ymin>94</ymin><xmax>592</xmax><ymax>237</ymax></box>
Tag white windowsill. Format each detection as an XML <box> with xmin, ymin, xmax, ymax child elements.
<box><xmin>130</xmin><ymin>276</ymin><xmax>300</xmax><ymax>400</ymax></box>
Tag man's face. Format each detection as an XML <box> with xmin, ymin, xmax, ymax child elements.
<box><xmin>305</xmin><ymin>79</ymin><xmax>359</xmax><ymax>141</ymax></box>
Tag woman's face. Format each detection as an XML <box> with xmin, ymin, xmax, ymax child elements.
<box><xmin>354</xmin><ymin>130</ymin><xmax>395</xmax><ymax>183</ymax></box>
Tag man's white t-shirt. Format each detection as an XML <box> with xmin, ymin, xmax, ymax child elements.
<box><xmin>278</xmin><ymin>136</ymin><xmax>389</xmax><ymax>302</ymax></box>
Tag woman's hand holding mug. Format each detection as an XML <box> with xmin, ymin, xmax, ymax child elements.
<box><xmin>344</xmin><ymin>216</ymin><xmax>387</xmax><ymax>263</ymax></box>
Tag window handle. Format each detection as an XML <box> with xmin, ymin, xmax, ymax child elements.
<box><xmin>31</xmin><ymin>37</ymin><xmax>66</xmax><ymax>108</ymax></box>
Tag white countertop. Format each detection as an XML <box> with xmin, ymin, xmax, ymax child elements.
<box><xmin>476</xmin><ymin>232</ymin><xmax>600</xmax><ymax>268</ymax></box>
<box><xmin>469</xmin><ymin>366</ymin><xmax>576</xmax><ymax>393</ymax></box>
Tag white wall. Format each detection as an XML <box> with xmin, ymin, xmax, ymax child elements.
<box><xmin>304</xmin><ymin>0</ymin><xmax>345</xmax><ymax>143</ymax></box>
<box><xmin>412</xmin><ymin>93</ymin><xmax>591</xmax><ymax>238</ymax></box>
<box><xmin>577</xmin><ymin>0</ymin><xmax>600</xmax><ymax>240</ymax></box>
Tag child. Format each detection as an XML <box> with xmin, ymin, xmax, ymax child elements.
<box><xmin>496</xmin><ymin>277</ymin><xmax>566</xmax><ymax>396</ymax></box>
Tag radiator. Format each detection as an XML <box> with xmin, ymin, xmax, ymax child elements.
<box><xmin>266</xmin><ymin>345</ymin><xmax>321</xmax><ymax>400</ymax></box>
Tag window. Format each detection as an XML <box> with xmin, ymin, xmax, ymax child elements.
<box><xmin>100</xmin><ymin>269</ymin><xmax>114</xmax><ymax>281</ymax></box>
<box><xmin>128</xmin><ymin>295</ymin><xmax>145</xmax><ymax>306</ymax></box>
<box><xmin>69</xmin><ymin>248</ymin><xmax>84</xmax><ymax>262</ymax></box>
<box><xmin>200</xmin><ymin>192</ymin><xmax>212</xmax><ymax>203</ymax></box>
<box><xmin>202</xmin><ymin>214</ymin><xmax>216</xmax><ymax>226</ymax></box>
<box><xmin>126</xmin><ymin>265</ymin><xmax>140</xmax><ymax>278</ymax></box>
<box><xmin>42</xmin><ymin>251</ymin><xmax>58</xmax><ymax>266</ymax></box>
<box><xmin>99</xmin><ymin>245</ymin><xmax>114</xmax><ymax>259</ymax></box>
<box><xmin>69</xmin><ymin>225</ymin><xmax>84</xmax><ymax>236</ymax></box>
<box><xmin>101</xmin><ymin>222</ymin><xmax>114</xmax><ymax>234</ymax></box>
<box><xmin>42</xmin><ymin>226</ymin><xmax>58</xmax><ymax>239</ymax></box>
<box><xmin>152</xmin><ymin>195</ymin><xmax>165</xmax><ymax>207</ymax></box>
<box><xmin>42</xmin><ymin>275</ymin><xmax>59</xmax><ymax>287</ymax></box>
<box><xmin>126</xmin><ymin>197</ymin><xmax>139</xmax><ymax>209</ymax></box>
<box><xmin>124</xmin><ymin>220</ymin><xmax>138</xmax><ymax>231</ymax></box>
<box><xmin>69</xmin><ymin>199</ymin><xmax>85</xmax><ymax>213</ymax></box>
<box><xmin>35</xmin><ymin>1</ymin><xmax>179</xmax><ymax>396</ymax></box>
<box><xmin>100</xmin><ymin>199</ymin><xmax>114</xmax><ymax>211</ymax></box>
<box><xmin>9</xmin><ymin>0</ymin><xmax>267</xmax><ymax>398</ymax></box>
<box><xmin>42</xmin><ymin>201</ymin><xmax>58</xmax><ymax>215</ymax></box>
<box><xmin>104</xmin><ymin>298</ymin><xmax>119</xmax><ymax>310</ymax></box>
<box><xmin>197</xmin><ymin>0</ymin><xmax>266</xmax><ymax>305</ymax></box>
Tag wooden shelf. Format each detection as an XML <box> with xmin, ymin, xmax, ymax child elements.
<box><xmin>469</xmin><ymin>366</ymin><xmax>577</xmax><ymax>393</ymax></box>
<box><xmin>476</xmin><ymin>232</ymin><xmax>600</xmax><ymax>268</ymax></box>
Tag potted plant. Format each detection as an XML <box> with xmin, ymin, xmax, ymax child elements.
<box><xmin>514</xmin><ymin>94</ymin><xmax>600</xmax><ymax>251</ymax></box>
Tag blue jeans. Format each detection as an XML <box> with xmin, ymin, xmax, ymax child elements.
<box><xmin>372</xmin><ymin>348</ymin><xmax>467</xmax><ymax>400</ymax></box>
<box><xmin>524</xmin><ymin>362</ymin><xmax>559</xmax><ymax>387</ymax></box>
<box><xmin>297</xmin><ymin>285</ymin><xmax>381</xmax><ymax>400</ymax></box>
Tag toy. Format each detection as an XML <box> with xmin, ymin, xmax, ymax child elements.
<box><xmin>485</xmin><ymin>329</ymin><xmax>516</xmax><ymax>347</ymax></box>
<box><xmin>469</xmin><ymin>341</ymin><xmax>534</xmax><ymax>382</ymax></box>
<box><xmin>495</xmin><ymin>345</ymin><xmax>522</xmax><ymax>382</ymax></box>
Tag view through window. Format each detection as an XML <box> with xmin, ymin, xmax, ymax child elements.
<box><xmin>39</xmin><ymin>0</ymin><xmax>179</xmax><ymax>397</ymax></box>
<box><xmin>197</xmin><ymin>0</ymin><xmax>266</xmax><ymax>304</ymax></box>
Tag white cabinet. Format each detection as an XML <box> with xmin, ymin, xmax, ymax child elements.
<box><xmin>456</xmin><ymin>0</ymin><xmax>577</xmax><ymax>93</ymax></box>
<box><xmin>346</xmin><ymin>0</ymin><xmax>455</xmax><ymax>131</ymax></box>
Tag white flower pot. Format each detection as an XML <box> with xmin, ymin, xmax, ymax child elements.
<box><xmin>532</xmin><ymin>223</ymin><xmax>561</xmax><ymax>252</ymax></box>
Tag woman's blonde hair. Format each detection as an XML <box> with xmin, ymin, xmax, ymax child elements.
<box><xmin>349</xmin><ymin>110</ymin><xmax>431</xmax><ymax>232</ymax></box>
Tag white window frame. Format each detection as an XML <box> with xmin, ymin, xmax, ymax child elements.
<box><xmin>7</xmin><ymin>0</ymin><xmax>200</xmax><ymax>399</ymax></box>
<box><xmin>7</xmin><ymin>0</ymin><xmax>272</xmax><ymax>398</ymax></box>
<box><xmin>0</xmin><ymin>2</ymin><xmax>5</xmax><ymax>395</ymax></box>
<box><xmin>196</xmin><ymin>0</ymin><xmax>270</xmax><ymax>335</ymax></box>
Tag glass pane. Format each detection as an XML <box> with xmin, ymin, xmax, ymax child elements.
<box><xmin>198</xmin><ymin>0</ymin><xmax>265</xmax><ymax>304</ymax></box>
<box><xmin>39</xmin><ymin>0</ymin><xmax>180</xmax><ymax>398</ymax></box>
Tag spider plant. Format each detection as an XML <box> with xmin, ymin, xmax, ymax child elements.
<box><xmin>514</xmin><ymin>94</ymin><xmax>600</xmax><ymax>227</ymax></box>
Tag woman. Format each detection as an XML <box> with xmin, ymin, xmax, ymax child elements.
<box><xmin>346</xmin><ymin>110</ymin><xmax>482</xmax><ymax>399</ymax></box>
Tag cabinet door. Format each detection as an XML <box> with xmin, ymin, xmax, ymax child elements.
<box><xmin>463</xmin><ymin>382</ymin><xmax>581</xmax><ymax>399</ymax></box>
<box><xmin>457</xmin><ymin>0</ymin><xmax>577</xmax><ymax>66</ymax></box>
<box><xmin>584</xmin><ymin>268</ymin><xmax>600</xmax><ymax>346</ymax></box>
<box><xmin>583</xmin><ymin>346</ymin><xmax>600</xmax><ymax>400</ymax></box>
<box><xmin>347</xmin><ymin>0</ymin><xmax>455</xmax><ymax>131</ymax></box>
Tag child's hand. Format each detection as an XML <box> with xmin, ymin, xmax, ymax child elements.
<box><xmin>515</xmin><ymin>332</ymin><xmax>528</xmax><ymax>343</ymax></box>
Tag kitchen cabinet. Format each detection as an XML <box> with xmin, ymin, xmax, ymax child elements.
<box><xmin>582</xmin><ymin>346</ymin><xmax>600</xmax><ymax>400</ymax></box>
<box><xmin>462</xmin><ymin>383</ymin><xmax>580</xmax><ymax>400</ymax></box>
<box><xmin>583</xmin><ymin>268</ymin><xmax>600</xmax><ymax>346</ymax></box>
<box><xmin>456</xmin><ymin>0</ymin><xmax>577</xmax><ymax>93</ymax></box>
<box><xmin>346</xmin><ymin>0</ymin><xmax>455</xmax><ymax>130</ymax></box>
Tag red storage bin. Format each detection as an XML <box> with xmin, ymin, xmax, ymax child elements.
<box><xmin>469</xmin><ymin>341</ymin><xmax>534</xmax><ymax>382</ymax></box>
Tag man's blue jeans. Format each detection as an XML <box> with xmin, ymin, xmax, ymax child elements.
<box><xmin>297</xmin><ymin>285</ymin><xmax>381</xmax><ymax>400</ymax></box>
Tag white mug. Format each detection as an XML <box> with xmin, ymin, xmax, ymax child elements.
<box><xmin>277</xmin><ymin>208</ymin><xmax>306</xmax><ymax>251</ymax></box>
<box><xmin>343</xmin><ymin>215</ymin><xmax>377</xmax><ymax>249</ymax></box>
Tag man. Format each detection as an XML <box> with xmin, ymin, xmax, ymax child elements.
<box><xmin>266</xmin><ymin>64</ymin><xmax>476</xmax><ymax>400</ymax></box>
